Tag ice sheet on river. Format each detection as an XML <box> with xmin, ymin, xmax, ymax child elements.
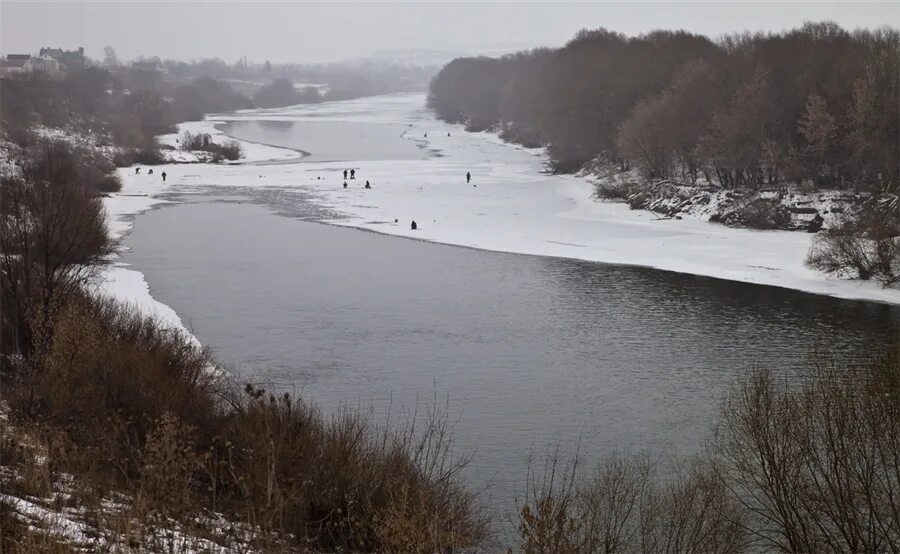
<box><xmin>100</xmin><ymin>93</ymin><xmax>900</xmax><ymax>323</ymax></box>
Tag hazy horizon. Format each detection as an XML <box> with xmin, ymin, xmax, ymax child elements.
<box><xmin>2</xmin><ymin>1</ymin><xmax>898</xmax><ymax>65</ymax></box>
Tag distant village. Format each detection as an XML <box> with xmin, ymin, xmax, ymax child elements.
<box><xmin>0</xmin><ymin>47</ymin><xmax>87</xmax><ymax>75</ymax></box>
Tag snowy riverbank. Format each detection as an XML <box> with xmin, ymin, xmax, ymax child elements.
<box><xmin>100</xmin><ymin>92</ymin><xmax>900</xmax><ymax>323</ymax></box>
<box><xmin>97</xmin><ymin>121</ymin><xmax>305</xmax><ymax>339</ymax></box>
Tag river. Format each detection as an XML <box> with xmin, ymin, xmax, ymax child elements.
<box><xmin>118</xmin><ymin>96</ymin><xmax>900</xmax><ymax>540</ymax></box>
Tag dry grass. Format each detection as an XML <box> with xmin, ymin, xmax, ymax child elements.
<box><xmin>2</xmin><ymin>291</ymin><xmax>487</xmax><ymax>552</ymax></box>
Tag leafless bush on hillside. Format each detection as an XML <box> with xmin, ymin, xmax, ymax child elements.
<box><xmin>715</xmin><ymin>197</ymin><xmax>792</xmax><ymax>230</ymax></box>
<box><xmin>3</xmin><ymin>291</ymin><xmax>487</xmax><ymax>552</ymax></box>
<box><xmin>518</xmin><ymin>348</ymin><xmax>900</xmax><ymax>553</ymax></box>
<box><xmin>713</xmin><ymin>351</ymin><xmax>900</xmax><ymax>552</ymax></box>
<box><xmin>0</xmin><ymin>142</ymin><xmax>115</xmax><ymax>365</ymax></box>
<box><xmin>593</xmin><ymin>173</ymin><xmax>639</xmax><ymax>202</ymax></box>
<box><xmin>517</xmin><ymin>449</ymin><xmax>744</xmax><ymax>553</ymax></box>
<box><xmin>807</xmin><ymin>207</ymin><xmax>900</xmax><ymax>287</ymax></box>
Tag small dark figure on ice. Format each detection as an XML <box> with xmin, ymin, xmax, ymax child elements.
<box><xmin>161</xmin><ymin>171</ymin><xmax>167</xmax><ymax>182</ymax></box>
<box><xmin>148</xmin><ymin>169</ymin><xmax>153</xmax><ymax>175</ymax></box>
<box><xmin>343</xmin><ymin>169</ymin><xmax>348</xmax><ymax>179</ymax></box>
<box><xmin>343</xmin><ymin>181</ymin><xmax>348</xmax><ymax>189</ymax></box>
<box><xmin>365</xmin><ymin>180</ymin><xmax>371</xmax><ymax>189</ymax></box>
<box><xmin>411</xmin><ymin>220</ymin><xmax>417</xmax><ymax>230</ymax></box>
<box><xmin>466</xmin><ymin>171</ymin><xmax>471</xmax><ymax>184</ymax></box>
<box><xmin>135</xmin><ymin>167</ymin><xmax>141</xmax><ymax>175</ymax></box>
<box><xmin>350</xmin><ymin>169</ymin><xmax>355</xmax><ymax>179</ymax></box>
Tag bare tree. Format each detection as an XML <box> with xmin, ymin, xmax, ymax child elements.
<box><xmin>713</xmin><ymin>352</ymin><xmax>900</xmax><ymax>552</ymax></box>
<box><xmin>799</xmin><ymin>94</ymin><xmax>837</xmax><ymax>187</ymax></box>
<box><xmin>0</xmin><ymin>141</ymin><xmax>114</xmax><ymax>365</ymax></box>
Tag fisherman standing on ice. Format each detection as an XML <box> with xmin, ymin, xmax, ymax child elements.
<box><xmin>343</xmin><ymin>181</ymin><xmax>348</xmax><ymax>189</ymax></box>
<box><xmin>411</xmin><ymin>220</ymin><xmax>417</xmax><ymax>230</ymax></box>
<box><xmin>350</xmin><ymin>169</ymin><xmax>355</xmax><ymax>179</ymax></box>
<box><xmin>343</xmin><ymin>169</ymin><xmax>348</xmax><ymax>179</ymax></box>
<box><xmin>466</xmin><ymin>171</ymin><xmax>471</xmax><ymax>184</ymax></box>
<box><xmin>365</xmin><ymin>180</ymin><xmax>371</xmax><ymax>189</ymax></box>
<box><xmin>135</xmin><ymin>167</ymin><xmax>141</xmax><ymax>175</ymax></box>
<box><xmin>161</xmin><ymin>171</ymin><xmax>167</xmax><ymax>182</ymax></box>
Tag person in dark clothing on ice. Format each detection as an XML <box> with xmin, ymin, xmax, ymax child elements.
<box><xmin>350</xmin><ymin>169</ymin><xmax>355</xmax><ymax>179</ymax></box>
<box><xmin>365</xmin><ymin>180</ymin><xmax>371</xmax><ymax>189</ymax></box>
<box><xmin>411</xmin><ymin>220</ymin><xmax>417</xmax><ymax>230</ymax></box>
<box><xmin>466</xmin><ymin>171</ymin><xmax>471</xmax><ymax>184</ymax></box>
<box><xmin>343</xmin><ymin>169</ymin><xmax>348</xmax><ymax>179</ymax></box>
<box><xmin>148</xmin><ymin>169</ymin><xmax>153</xmax><ymax>175</ymax></box>
<box><xmin>135</xmin><ymin>167</ymin><xmax>141</xmax><ymax>175</ymax></box>
<box><xmin>161</xmin><ymin>171</ymin><xmax>167</xmax><ymax>182</ymax></box>
<box><xmin>343</xmin><ymin>181</ymin><xmax>348</xmax><ymax>189</ymax></box>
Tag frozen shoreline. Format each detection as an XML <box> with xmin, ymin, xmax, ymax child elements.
<box><xmin>97</xmin><ymin>121</ymin><xmax>306</xmax><ymax>338</ymax></box>
<box><xmin>99</xmin><ymin>93</ymin><xmax>900</xmax><ymax>328</ymax></box>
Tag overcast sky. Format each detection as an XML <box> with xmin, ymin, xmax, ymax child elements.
<box><xmin>2</xmin><ymin>1</ymin><xmax>898</xmax><ymax>64</ymax></box>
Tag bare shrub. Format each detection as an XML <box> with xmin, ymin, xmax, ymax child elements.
<box><xmin>518</xmin><ymin>349</ymin><xmax>900</xmax><ymax>553</ymax></box>
<box><xmin>181</xmin><ymin>131</ymin><xmax>242</xmax><ymax>161</ymax></box>
<box><xmin>639</xmin><ymin>461</ymin><xmax>744</xmax><ymax>553</ymax></box>
<box><xmin>714</xmin><ymin>350</ymin><xmax>900</xmax><ymax>552</ymax></box>
<box><xmin>713</xmin><ymin>197</ymin><xmax>792</xmax><ymax>229</ymax></box>
<box><xmin>214</xmin><ymin>389</ymin><xmax>487</xmax><ymax>551</ymax></box>
<box><xmin>593</xmin><ymin>173</ymin><xmax>639</xmax><ymax>202</ymax></box>
<box><xmin>4</xmin><ymin>292</ymin><xmax>487</xmax><ymax>552</ymax></box>
<box><xmin>807</xmin><ymin>201</ymin><xmax>900</xmax><ymax>287</ymax></box>
<box><xmin>517</xmin><ymin>447</ymin><xmax>581</xmax><ymax>553</ymax></box>
<box><xmin>139</xmin><ymin>412</ymin><xmax>203</xmax><ymax>519</ymax></box>
<box><xmin>517</xmin><ymin>450</ymin><xmax>743</xmax><ymax>553</ymax></box>
<box><xmin>0</xmin><ymin>142</ymin><xmax>114</xmax><ymax>365</ymax></box>
<box><xmin>0</xmin><ymin>500</ymin><xmax>75</xmax><ymax>553</ymax></box>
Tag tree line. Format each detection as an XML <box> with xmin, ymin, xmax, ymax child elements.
<box><xmin>1</xmin><ymin>66</ymin><xmax>251</xmax><ymax>163</ymax></box>
<box><xmin>428</xmin><ymin>22</ymin><xmax>899</xmax><ymax>193</ymax></box>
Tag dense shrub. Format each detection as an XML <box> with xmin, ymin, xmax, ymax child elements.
<box><xmin>252</xmin><ymin>78</ymin><xmax>309</xmax><ymax>109</ymax></box>
<box><xmin>807</xmin><ymin>198</ymin><xmax>900</xmax><ymax>286</ymax></box>
<box><xmin>713</xmin><ymin>197</ymin><xmax>793</xmax><ymax>230</ymax></box>
<box><xmin>180</xmin><ymin>131</ymin><xmax>242</xmax><ymax>161</ymax></box>
<box><xmin>170</xmin><ymin>76</ymin><xmax>252</xmax><ymax>121</ymax></box>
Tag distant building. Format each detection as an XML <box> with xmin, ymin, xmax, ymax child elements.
<box><xmin>28</xmin><ymin>55</ymin><xmax>61</xmax><ymax>74</ymax></box>
<box><xmin>0</xmin><ymin>53</ymin><xmax>61</xmax><ymax>76</ymax></box>
<box><xmin>1</xmin><ymin>54</ymin><xmax>31</xmax><ymax>74</ymax></box>
<box><xmin>39</xmin><ymin>46</ymin><xmax>85</xmax><ymax>71</ymax></box>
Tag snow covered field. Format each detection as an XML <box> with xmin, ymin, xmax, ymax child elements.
<box><xmin>99</xmin><ymin>92</ymin><xmax>900</xmax><ymax>331</ymax></box>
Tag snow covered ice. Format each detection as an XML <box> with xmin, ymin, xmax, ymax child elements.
<box><xmin>98</xmin><ymin>92</ymin><xmax>900</xmax><ymax>327</ymax></box>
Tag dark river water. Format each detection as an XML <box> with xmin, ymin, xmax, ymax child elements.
<box><xmin>123</xmin><ymin>191</ymin><xmax>900</xmax><ymax>537</ymax></box>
